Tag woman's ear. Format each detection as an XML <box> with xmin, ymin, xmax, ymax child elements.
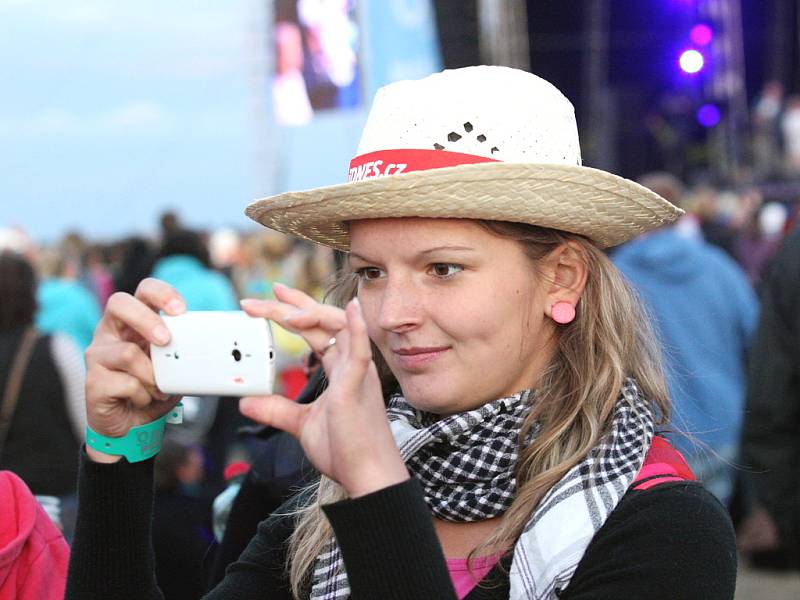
<box><xmin>540</xmin><ymin>241</ymin><xmax>589</xmax><ymax>320</ymax></box>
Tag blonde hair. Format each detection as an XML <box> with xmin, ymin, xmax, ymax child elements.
<box><xmin>286</xmin><ymin>222</ymin><xmax>670</xmax><ymax>597</ymax></box>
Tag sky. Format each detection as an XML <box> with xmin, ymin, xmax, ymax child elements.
<box><xmin>0</xmin><ymin>0</ymin><xmax>269</xmax><ymax>244</ymax></box>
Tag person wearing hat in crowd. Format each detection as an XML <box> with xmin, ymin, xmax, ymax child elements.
<box><xmin>66</xmin><ymin>66</ymin><xmax>736</xmax><ymax>599</ymax></box>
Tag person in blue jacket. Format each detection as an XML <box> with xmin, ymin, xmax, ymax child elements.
<box><xmin>151</xmin><ymin>230</ymin><xmax>239</xmax><ymax>312</ymax></box>
<box><xmin>612</xmin><ymin>172</ymin><xmax>759</xmax><ymax>507</ymax></box>
<box><xmin>36</xmin><ymin>254</ymin><xmax>102</xmax><ymax>352</ymax></box>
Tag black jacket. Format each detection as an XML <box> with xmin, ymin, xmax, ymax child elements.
<box><xmin>741</xmin><ymin>227</ymin><xmax>800</xmax><ymax>565</ymax></box>
<box><xmin>0</xmin><ymin>329</ymin><xmax>80</xmax><ymax>496</ymax></box>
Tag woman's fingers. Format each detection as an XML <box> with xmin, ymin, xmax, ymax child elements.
<box><xmin>283</xmin><ymin>305</ymin><xmax>347</xmax><ymax>331</ymax></box>
<box><xmin>243</xmin><ymin>283</ymin><xmax>346</xmax><ymax>330</ymax></box>
<box><xmin>95</xmin><ymin>279</ymin><xmax>185</xmax><ymax>346</ymax></box>
<box><xmin>272</xmin><ymin>281</ymin><xmax>318</xmax><ymax>309</ymax></box>
<box><xmin>97</xmin><ymin>292</ymin><xmax>170</xmax><ymax>346</ymax></box>
<box><xmin>240</xmin><ymin>298</ymin><xmax>284</xmax><ymax>321</ymax></box>
<box><xmin>87</xmin><ymin>365</ymin><xmax>153</xmax><ymax>410</ymax></box>
<box><xmin>134</xmin><ymin>278</ymin><xmax>186</xmax><ymax>315</ymax></box>
<box><xmin>346</xmin><ymin>298</ymin><xmax>371</xmax><ymax>364</ymax></box>
<box><xmin>239</xmin><ymin>395</ymin><xmax>308</xmax><ymax>439</ymax></box>
<box><xmin>88</xmin><ymin>341</ymin><xmax>167</xmax><ymax>400</ymax></box>
<box><xmin>332</xmin><ymin>299</ymin><xmax>372</xmax><ymax>391</ymax></box>
<box><xmin>240</xmin><ymin>283</ymin><xmax>318</xmax><ymax>321</ymax></box>
<box><xmin>317</xmin><ymin>299</ymin><xmax>371</xmax><ymax>404</ymax></box>
<box><xmin>240</xmin><ymin>297</ymin><xmax>346</xmax><ymax>331</ymax></box>
<box><xmin>240</xmin><ymin>296</ymin><xmax>347</xmax><ymax>354</ymax></box>
<box><xmin>240</xmin><ymin>298</ymin><xmax>342</xmax><ymax>327</ymax></box>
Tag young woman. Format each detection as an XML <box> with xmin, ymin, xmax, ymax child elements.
<box><xmin>66</xmin><ymin>67</ymin><xmax>736</xmax><ymax>599</ymax></box>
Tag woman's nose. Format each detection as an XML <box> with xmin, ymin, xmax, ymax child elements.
<box><xmin>376</xmin><ymin>277</ymin><xmax>423</xmax><ymax>332</ymax></box>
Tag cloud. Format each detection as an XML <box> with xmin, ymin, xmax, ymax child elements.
<box><xmin>0</xmin><ymin>1</ymin><xmax>256</xmax><ymax>82</ymax></box>
<box><xmin>0</xmin><ymin>0</ymin><xmax>36</xmax><ymax>7</ymax></box>
<box><xmin>0</xmin><ymin>101</ymin><xmax>171</xmax><ymax>137</ymax></box>
<box><xmin>1</xmin><ymin>0</ymin><xmax>249</xmax><ymax>37</ymax></box>
<box><xmin>102</xmin><ymin>102</ymin><xmax>169</xmax><ymax>130</ymax></box>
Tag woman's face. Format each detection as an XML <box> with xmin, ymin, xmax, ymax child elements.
<box><xmin>349</xmin><ymin>218</ymin><xmax>558</xmax><ymax>415</ymax></box>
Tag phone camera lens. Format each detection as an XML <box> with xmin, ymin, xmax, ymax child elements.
<box><xmin>232</xmin><ymin>349</ymin><xmax>242</xmax><ymax>362</ymax></box>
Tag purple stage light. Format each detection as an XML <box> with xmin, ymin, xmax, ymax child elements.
<box><xmin>690</xmin><ymin>23</ymin><xmax>713</xmax><ymax>46</ymax></box>
<box><xmin>697</xmin><ymin>104</ymin><xmax>721</xmax><ymax>127</ymax></box>
<box><xmin>679</xmin><ymin>49</ymin><xmax>704</xmax><ymax>74</ymax></box>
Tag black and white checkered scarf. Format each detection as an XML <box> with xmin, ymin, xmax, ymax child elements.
<box><xmin>309</xmin><ymin>378</ymin><xmax>654</xmax><ymax>599</ymax></box>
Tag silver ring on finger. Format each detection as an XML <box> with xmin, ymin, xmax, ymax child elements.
<box><xmin>317</xmin><ymin>336</ymin><xmax>338</xmax><ymax>357</ymax></box>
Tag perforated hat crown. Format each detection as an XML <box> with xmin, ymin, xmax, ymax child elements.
<box><xmin>246</xmin><ymin>66</ymin><xmax>682</xmax><ymax>249</ymax></box>
<box><xmin>355</xmin><ymin>65</ymin><xmax>581</xmax><ymax>167</ymax></box>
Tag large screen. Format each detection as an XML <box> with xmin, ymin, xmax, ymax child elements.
<box><xmin>272</xmin><ymin>0</ymin><xmax>362</xmax><ymax>126</ymax></box>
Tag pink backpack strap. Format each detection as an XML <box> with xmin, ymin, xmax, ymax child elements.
<box><xmin>632</xmin><ymin>436</ymin><xmax>697</xmax><ymax>491</ymax></box>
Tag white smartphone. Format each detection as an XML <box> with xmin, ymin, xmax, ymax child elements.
<box><xmin>150</xmin><ymin>311</ymin><xmax>276</xmax><ymax>397</ymax></box>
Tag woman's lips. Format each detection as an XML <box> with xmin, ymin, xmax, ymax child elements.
<box><xmin>392</xmin><ymin>346</ymin><xmax>450</xmax><ymax>369</ymax></box>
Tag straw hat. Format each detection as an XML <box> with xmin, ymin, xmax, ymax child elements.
<box><xmin>246</xmin><ymin>66</ymin><xmax>683</xmax><ymax>250</ymax></box>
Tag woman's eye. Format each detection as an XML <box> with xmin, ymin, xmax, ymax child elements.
<box><xmin>429</xmin><ymin>263</ymin><xmax>463</xmax><ymax>278</ymax></box>
<box><xmin>355</xmin><ymin>267</ymin><xmax>384</xmax><ymax>281</ymax></box>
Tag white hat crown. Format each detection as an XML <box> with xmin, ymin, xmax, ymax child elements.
<box><xmin>356</xmin><ymin>65</ymin><xmax>582</xmax><ymax>166</ymax></box>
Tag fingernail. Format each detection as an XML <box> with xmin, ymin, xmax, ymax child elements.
<box><xmin>166</xmin><ymin>299</ymin><xmax>185</xmax><ymax>314</ymax></box>
<box><xmin>273</xmin><ymin>282</ymin><xmax>287</xmax><ymax>290</ymax></box>
<box><xmin>240</xmin><ymin>298</ymin><xmax>260</xmax><ymax>308</ymax></box>
<box><xmin>153</xmin><ymin>324</ymin><xmax>170</xmax><ymax>345</ymax></box>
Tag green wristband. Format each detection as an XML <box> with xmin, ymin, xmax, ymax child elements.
<box><xmin>86</xmin><ymin>414</ymin><xmax>169</xmax><ymax>463</ymax></box>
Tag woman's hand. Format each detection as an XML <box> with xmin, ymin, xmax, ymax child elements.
<box><xmin>239</xmin><ymin>283</ymin><xmax>409</xmax><ymax>498</ymax></box>
<box><xmin>84</xmin><ymin>278</ymin><xmax>186</xmax><ymax>463</ymax></box>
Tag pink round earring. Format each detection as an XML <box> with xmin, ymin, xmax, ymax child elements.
<box><xmin>551</xmin><ymin>301</ymin><xmax>576</xmax><ymax>325</ymax></box>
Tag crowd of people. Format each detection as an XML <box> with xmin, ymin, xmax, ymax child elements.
<box><xmin>0</xmin><ymin>65</ymin><xmax>798</xmax><ymax>598</ymax></box>
<box><xmin>0</xmin><ymin>212</ymin><xmax>335</xmax><ymax>597</ymax></box>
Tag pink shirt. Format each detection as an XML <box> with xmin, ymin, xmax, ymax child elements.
<box><xmin>446</xmin><ymin>554</ymin><xmax>501</xmax><ymax>599</ymax></box>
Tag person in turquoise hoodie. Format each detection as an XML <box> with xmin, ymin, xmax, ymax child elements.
<box><xmin>150</xmin><ymin>230</ymin><xmax>239</xmax><ymax>312</ymax></box>
<box><xmin>612</xmin><ymin>173</ymin><xmax>759</xmax><ymax>507</ymax></box>
<box><xmin>36</xmin><ymin>256</ymin><xmax>102</xmax><ymax>352</ymax></box>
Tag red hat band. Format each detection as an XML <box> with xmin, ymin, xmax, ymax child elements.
<box><xmin>347</xmin><ymin>149</ymin><xmax>501</xmax><ymax>182</ymax></box>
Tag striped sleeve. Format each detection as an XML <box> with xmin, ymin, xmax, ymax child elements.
<box><xmin>50</xmin><ymin>333</ymin><xmax>87</xmax><ymax>440</ymax></box>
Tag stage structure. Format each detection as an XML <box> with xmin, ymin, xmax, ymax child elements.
<box><xmin>698</xmin><ymin>0</ymin><xmax>748</xmax><ymax>179</ymax></box>
<box><xmin>477</xmin><ymin>0</ymin><xmax>529</xmax><ymax>70</ymax></box>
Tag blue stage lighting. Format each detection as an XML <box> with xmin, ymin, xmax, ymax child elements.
<box><xmin>697</xmin><ymin>104</ymin><xmax>721</xmax><ymax>127</ymax></box>
<box><xmin>679</xmin><ymin>49</ymin><xmax>704</xmax><ymax>74</ymax></box>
